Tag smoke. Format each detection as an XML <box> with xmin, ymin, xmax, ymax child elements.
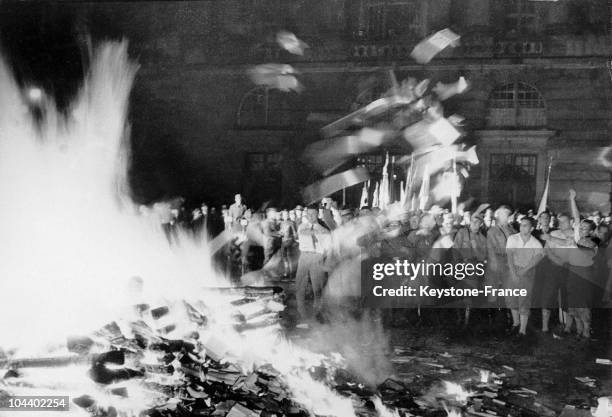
<box><xmin>297</xmin><ymin>309</ymin><xmax>392</xmax><ymax>387</ymax></box>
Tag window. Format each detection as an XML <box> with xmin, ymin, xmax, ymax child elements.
<box><xmin>237</xmin><ymin>87</ymin><xmax>302</xmax><ymax>129</ymax></box>
<box><xmin>488</xmin><ymin>82</ymin><xmax>546</xmax><ymax>127</ymax></box>
<box><xmin>362</xmin><ymin>0</ymin><xmax>421</xmax><ymax>40</ymax></box>
<box><xmin>490</xmin><ymin>153</ymin><xmax>537</xmax><ymax>178</ymax></box>
<box><xmin>246</xmin><ymin>153</ymin><xmax>282</xmax><ymax>173</ymax></box>
<box><xmin>488</xmin><ymin>153</ymin><xmax>538</xmax><ymax>209</ymax></box>
<box><xmin>504</xmin><ymin>0</ymin><xmax>538</xmax><ymax>36</ymax></box>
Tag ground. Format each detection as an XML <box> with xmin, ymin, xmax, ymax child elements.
<box><xmin>273</xmin><ymin>277</ymin><xmax>612</xmax><ymax>416</ymax></box>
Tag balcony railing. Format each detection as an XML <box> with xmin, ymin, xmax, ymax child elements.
<box><xmin>350</xmin><ymin>44</ymin><xmax>413</xmax><ymax>59</ymax></box>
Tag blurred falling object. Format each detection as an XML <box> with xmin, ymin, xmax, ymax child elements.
<box><xmin>303</xmin><ymin>128</ymin><xmax>389</xmax><ymax>175</ymax></box>
<box><xmin>248</xmin><ymin>63</ymin><xmax>302</xmax><ymax>92</ymax></box>
<box><xmin>402</xmin><ymin>116</ymin><xmax>462</xmax><ymax>151</ymax></box>
<box><xmin>431</xmin><ymin>171</ymin><xmax>462</xmax><ymax>203</ymax></box>
<box><xmin>399</xmin><ymin>145</ymin><xmax>478</xmax><ymax>184</ymax></box>
<box><xmin>276</xmin><ymin>30</ymin><xmax>309</xmax><ymax>55</ymax></box>
<box><xmin>597</xmin><ymin>145</ymin><xmax>612</xmax><ymax>169</ymax></box>
<box><xmin>411</xmin><ymin>28</ymin><xmax>460</xmax><ymax>64</ymax></box>
<box><xmin>302</xmin><ymin>167</ymin><xmax>370</xmax><ymax>205</ymax></box>
<box><xmin>321</xmin><ymin>88</ymin><xmax>418</xmax><ymax>136</ymax></box>
<box><xmin>433</xmin><ymin>76</ymin><xmax>469</xmax><ymax>101</ymax></box>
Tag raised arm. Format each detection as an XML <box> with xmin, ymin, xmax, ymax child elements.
<box><xmin>569</xmin><ymin>189</ymin><xmax>580</xmax><ymax>225</ymax></box>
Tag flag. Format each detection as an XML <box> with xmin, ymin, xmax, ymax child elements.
<box><xmin>379</xmin><ymin>153</ymin><xmax>390</xmax><ymax>210</ymax></box>
<box><xmin>400</xmin><ymin>181</ymin><xmax>405</xmax><ymax>204</ymax></box>
<box><xmin>372</xmin><ymin>181</ymin><xmax>380</xmax><ymax>208</ymax></box>
<box><xmin>403</xmin><ymin>154</ymin><xmax>415</xmax><ymax>208</ymax></box>
<box><xmin>451</xmin><ymin>158</ymin><xmax>458</xmax><ymax>214</ymax></box>
<box><xmin>302</xmin><ymin>167</ymin><xmax>370</xmax><ymax>205</ymax></box>
<box><xmin>537</xmin><ymin>158</ymin><xmax>553</xmax><ymax>216</ymax></box>
<box><xmin>419</xmin><ymin>164</ymin><xmax>430</xmax><ymax>211</ymax></box>
<box><xmin>359</xmin><ymin>181</ymin><xmax>369</xmax><ymax>208</ymax></box>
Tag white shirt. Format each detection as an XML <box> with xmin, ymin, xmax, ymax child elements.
<box><xmin>506</xmin><ymin>233</ymin><xmax>543</xmax><ymax>268</ymax></box>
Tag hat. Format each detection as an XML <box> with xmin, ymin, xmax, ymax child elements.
<box><xmin>340</xmin><ymin>209</ymin><xmax>353</xmax><ymax>217</ymax></box>
<box><xmin>472</xmin><ymin>213</ymin><xmax>484</xmax><ymax>222</ymax></box>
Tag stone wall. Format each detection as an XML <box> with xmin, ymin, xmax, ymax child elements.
<box><xmin>4</xmin><ymin>0</ymin><xmax>607</xmax><ymax>210</ymax></box>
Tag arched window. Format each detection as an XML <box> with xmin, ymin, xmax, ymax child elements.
<box><xmin>488</xmin><ymin>82</ymin><xmax>546</xmax><ymax>128</ymax></box>
<box><xmin>237</xmin><ymin>87</ymin><xmax>302</xmax><ymax>129</ymax></box>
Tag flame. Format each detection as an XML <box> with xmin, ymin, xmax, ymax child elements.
<box><xmin>0</xmin><ymin>41</ymin><xmax>365</xmax><ymax>417</ymax></box>
<box><xmin>445</xmin><ymin>406</ymin><xmax>463</xmax><ymax>417</ymax></box>
<box><xmin>442</xmin><ymin>381</ymin><xmax>473</xmax><ymax>404</ymax></box>
<box><xmin>373</xmin><ymin>396</ymin><xmax>401</xmax><ymax>417</ymax></box>
<box><xmin>479</xmin><ymin>369</ymin><xmax>491</xmax><ymax>383</ymax></box>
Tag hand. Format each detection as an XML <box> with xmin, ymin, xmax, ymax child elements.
<box><xmin>569</xmin><ymin>189</ymin><xmax>576</xmax><ymax>200</ymax></box>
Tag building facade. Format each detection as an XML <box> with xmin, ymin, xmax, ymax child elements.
<box><xmin>2</xmin><ymin>0</ymin><xmax>611</xmax><ymax>212</ymax></box>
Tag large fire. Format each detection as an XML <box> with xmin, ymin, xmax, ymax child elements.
<box><xmin>0</xmin><ymin>42</ymin><xmax>367</xmax><ymax>416</ymax></box>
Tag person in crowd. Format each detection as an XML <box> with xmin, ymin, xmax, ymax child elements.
<box><xmin>484</xmin><ymin>207</ymin><xmax>494</xmax><ymax>229</ymax></box>
<box><xmin>200</xmin><ymin>203</ymin><xmax>209</xmax><ymax>238</ymax></box>
<box><xmin>280</xmin><ymin>209</ymin><xmax>297</xmax><ymax>279</ymax></box>
<box><xmin>208</xmin><ymin>206</ymin><xmax>224</xmax><ymax>237</ymax></box>
<box><xmin>190</xmin><ymin>207</ymin><xmax>206</xmax><ymax>242</ymax></box>
<box><xmin>222</xmin><ymin>206</ymin><xmax>232</xmax><ymax>231</ymax></box>
<box><xmin>404</xmin><ymin>213</ymin><xmax>438</xmax><ymax>316</ymax></box>
<box><xmin>460</xmin><ymin>211</ymin><xmax>471</xmax><ymax>227</ymax></box>
<box><xmin>505</xmin><ymin>216</ymin><xmax>544</xmax><ymax>337</ymax></box>
<box><xmin>549</xmin><ymin>214</ymin><xmax>558</xmax><ymax>230</ymax></box>
<box><xmin>590</xmin><ymin>211</ymin><xmax>603</xmax><ymax>227</ymax></box>
<box><xmin>261</xmin><ymin>207</ymin><xmax>281</xmax><ymax>265</ymax></box>
<box><xmin>486</xmin><ymin>205</ymin><xmax>516</xmax><ymax>331</ymax></box>
<box><xmin>564</xmin><ymin>190</ymin><xmax>599</xmax><ymax>339</ymax></box>
<box><xmin>532</xmin><ymin>211</ymin><xmax>555</xmax><ymax>333</ymax></box>
<box><xmin>295</xmin><ymin>206</ymin><xmax>331</xmax><ymax>324</ymax></box>
<box><xmin>229</xmin><ymin>194</ymin><xmax>247</xmax><ymax>232</ymax></box>
<box><xmin>294</xmin><ymin>206</ymin><xmax>304</xmax><ymax>226</ymax></box>
<box><xmin>453</xmin><ymin>213</ymin><xmax>487</xmax><ymax>327</ymax></box>
<box><xmin>536</xmin><ymin>212</ymin><xmax>573</xmax><ymax>334</ymax></box>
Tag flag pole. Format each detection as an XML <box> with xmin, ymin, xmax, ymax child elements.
<box><xmin>451</xmin><ymin>157</ymin><xmax>458</xmax><ymax>214</ymax></box>
<box><xmin>537</xmin><ymin>156</ymin><xmax>553</xmax><ymax>217</ymax></box>
<box><xmin>406</xmin><ymin>153</ymin><xmax>415</xmax><ymax>210</ymax></box>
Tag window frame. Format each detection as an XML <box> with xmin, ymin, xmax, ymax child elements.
<box><xmin>489</xmin><ymin>153</ymin><xmax>538</xmax><ymax>178</ymax></box>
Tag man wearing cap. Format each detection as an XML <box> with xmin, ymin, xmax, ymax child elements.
<box><xmin>295</xmin><ymin>206</ymin><xmax>331</xmax><ymax>324</ymax></box>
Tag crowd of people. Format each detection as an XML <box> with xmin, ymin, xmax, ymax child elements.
<box><xmin>148</xmin><ymin>191</ymin><xmax>612</xmax><ymax>341</ymax></box>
